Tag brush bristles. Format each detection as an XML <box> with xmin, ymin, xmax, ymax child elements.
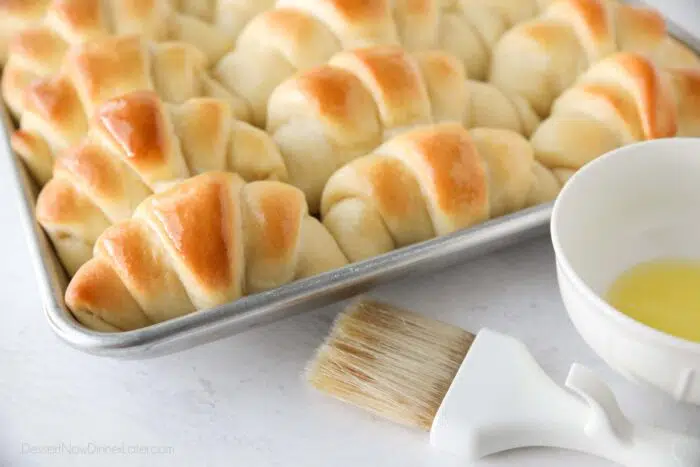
<box><xmin>306</xmin><ymin>298</ymin><xmax>474</xmax><ymax>431</ymax></box>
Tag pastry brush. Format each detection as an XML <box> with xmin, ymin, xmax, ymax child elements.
<box><xmin>306</xmin><ymin>298</ymin><xmax>700</xmax><ymax>467</ymax></box>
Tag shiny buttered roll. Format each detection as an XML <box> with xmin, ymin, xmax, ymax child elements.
<box><xmin>319</xmin><ymin>122</ymin><xmax>550</xmax><ymax>263</ymax></box>
<box><xmin>215</xmin><ymin>0</ymin><xmax>547</xmax><ymax>126</ymax></box>
<box><xmin>668</xmin><ymin>67</ymin><xmax>700</xmax><ymax>138</ymax></box>
<box><xmin>0</xmin><ymin>0</ymin><xmax>274</xmax><ymax>115</ymax></box>
<box><xmin>10</xmin><ymin>35</ymin><xmax>247</xmax><ymax>187</ymax></box>
<box><xmin>490</xmin><ymin>0</ymin><xmax>700</xmax><ymax>118</ymax></box>
<box><xmin>36</xmin><ymin>90</ymin><xmax>283</xmax><ymax>276</ymax></box>
<box><xmin>266</xmin><ymin>45</ymin><xmax>540</xmax><ymax>212</ymax></box>
<box><xmin>64</xmin><ymin>171</ymin><xmax>348</xmax><ymax>332</ymax></box>
<box><xmin>530</xmin><ymin>52</ymin><xmax>700</xmax><ymax>177</ymax></box>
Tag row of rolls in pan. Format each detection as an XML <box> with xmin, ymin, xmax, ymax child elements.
<box><xmin>36</xmin><ymin>42</ymin><xmax>700</xmax><ymax>331</ymax></box>
<box><xmin>0</xmin><ymin>0</ymin><xmax>557</xmax><ymax>122</ymax></box>
<box><xmin>4</xmin><ymin>0</ymin><xmax>698</xmax><ymax>127</ymax></box>
<box><xmin>61</xmin><ymin>121</ymin><xmax>541</xmax><ymax>332</ymax></box>
<box><xmin>24</xmin><ymin>42</ymin><xmax>554</xmax><ymax>331</ymax></box>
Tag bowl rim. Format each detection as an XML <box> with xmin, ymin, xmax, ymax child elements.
<box><xmin>550</xmin><ymin>137</ymin><xmax>700</xmax><ymax>354</ymax></box>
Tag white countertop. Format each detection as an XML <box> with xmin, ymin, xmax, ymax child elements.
<box><xmin>3</xmin><ymin>1</ymin><xmax>700</xmax><ymax>466</ymax></box>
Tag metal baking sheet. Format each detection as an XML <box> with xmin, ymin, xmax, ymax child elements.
<box><xmin>3</xmin><ymin>1</ymin><xmax>699</xmax><ymax>359</ymax></box>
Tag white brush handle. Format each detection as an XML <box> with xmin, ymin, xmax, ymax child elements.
<box><xmin>429</xmin><ymin>329</ymin><xmax>700</xmax><ymax>467</ymax></box>
<box><xmin>615</xmin><ymin>424</ymin><xmax>700</xmax><ymax>465</ymax></box>
<box><xmin>565</xmin><ymin>364</ymin><xmax>700</xmax><ymax>466</ymax></box>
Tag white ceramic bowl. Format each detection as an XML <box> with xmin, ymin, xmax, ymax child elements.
<box><xmin>551</xmin><ymin>138</ymin><xmax>700</xmax><ymax>405</ymax></box>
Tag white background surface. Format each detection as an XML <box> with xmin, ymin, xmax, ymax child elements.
<box><xmin>2</xmin><ymin>1</ymin><xmax>700</xmax><ymax>466</ymax></box>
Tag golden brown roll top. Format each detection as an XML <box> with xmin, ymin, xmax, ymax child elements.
<box><xmin>214</xmin><ymin>0</ymin><xmax>546</xmax><ymax>127</ymax></box>
<box><xmin>329</xmin><ymin>47</ymin><xmax>435</xmax><ymax>136</ymax></box>
<box><xmin>266</xmin><ymin>45</ymin><xmax>540</xmax><ymax>212</ymax></box>
<box><xmin>0</xmin><ymin>0</ymin><xmax>274</xmax><ymax>115</ymax></box>
<box><xmin>35</xmin><ymin>175</ymin><xmax>113</xmax><ymax>278</ymax></box>
<box><xmin>320</xmin><ymin>122</ymin><xmax>538</xmax><ymax>263</ymax></box>
<box><xmin>36</xmin><ymin>90</ymin><xmax>284</xmax><ymax>276</ymax></box>
<box><xmin>11</xmin><ymin>73</ymin><xmax>87</xmax><ymax>184</ymax></box>
<box><xmin>0</xmin><ymin>0</ymin><xmax>49</xmax><ymax>63</ymax></box>
<box><xmin>490</xmin><ymin>0</ymin><xmax>700</xmax><ymax>118</ymax></box>
<box><xmin>275</xmin><ymin>0</ymin><xmax>543</xmax><ymax>77</ymax></box>
<box><xmin>65</xmin><ymin>171</ymin><xmax>348</xmax><ymax>332</ymax></box>
<box><xmin>530</xmin><ymin>52</ymin><xmax>683</xmax><ymax>175</ymax></box>
<box><xmin>214</xmin><ymin>6</ymin><xmax>351</xmax><ymax>128</ymax></box>
<box><xmin>2</xmin><ymin>0</ymin><xmax>161</xmax><ymax>115</ymax></box>
<box><xmin>668</xmin><ymin>67</ymin><xmax>700</xmax><ymax>137</ymax></box>
<box><xmin>1</xmin><ymin>27</ymin><xmax>68</xmax><ymax>116</ymax></box>
<box><xmin>10</xmin><ymin>35</ymin><xmax>247</xmax><ymax>187</ymax></box>
<box><xmin>61</xmin><ymin>36</ymin><xmax>157</xmax><ymax>117</ymax></box>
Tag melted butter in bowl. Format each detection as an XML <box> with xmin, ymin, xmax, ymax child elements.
<box><xmin>606</xmin><ymin>258</ymin><xmax>700</xmax><ymax>343</ymax></box>
<box><xmin>551</xmin><ymin>138</ymin><xmax>700</xmax><ymax>405</ymax></box>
